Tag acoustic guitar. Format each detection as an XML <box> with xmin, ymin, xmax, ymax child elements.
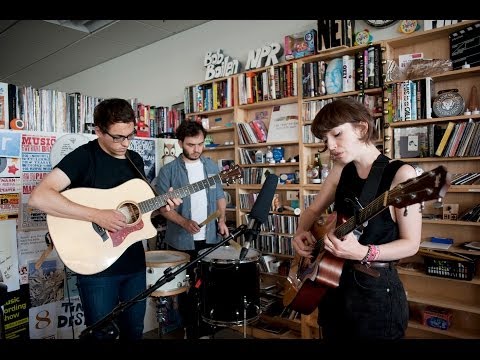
<box><xmin>46</xmin><ymin>165</ymin><xmax>242</xmax><ymax>275</ymax></box>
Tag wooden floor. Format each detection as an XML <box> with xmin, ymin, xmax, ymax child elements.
<box><xmin>143</xmin><ymin>325</ymin><xmax>253</xmax><ymax>339</ymax></box>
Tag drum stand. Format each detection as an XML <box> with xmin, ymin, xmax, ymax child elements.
<box><xmin>201</xmin><ymin>294</ymin><xmax>257</xmax><ymax>339</ymax></box>
<box><xmin>153</xmin><ymin>295</ymin><xmax>181</xmax><ymax>338</ymax></box>
<box><xmin>79</xmin><ymin>225</ymin><xmax>248</xmax><ymax>339</ymax></box>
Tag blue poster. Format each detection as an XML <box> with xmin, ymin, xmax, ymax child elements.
<box><xmin>0</xmin><ymin>130</ymin><xmax>21</xmax><ymax>158</ymax></box>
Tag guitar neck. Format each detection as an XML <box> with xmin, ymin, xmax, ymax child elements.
<box><xmin>138</xmin><ymin>174</ymin><xmax>222</xmax><ymax>213</ymax></box>
<box><xmin>334</xmin><ymin>190</ymin><xmax>389</xmax><ymax>238</ymax></box>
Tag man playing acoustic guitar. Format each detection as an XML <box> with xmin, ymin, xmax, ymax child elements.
<box><xmin>29</xmin><ymin>98</ymin><xmax>181</xmax><ymax>339</ymax></box>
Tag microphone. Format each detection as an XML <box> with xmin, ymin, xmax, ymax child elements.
<box><xmin>240</xmin><ymin>174</ymin><xmax>278</xmax><ymax>260</ymax></box>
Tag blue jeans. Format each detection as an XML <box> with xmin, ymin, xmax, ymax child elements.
<box><xmin>77</xmin><ymin>271</ymin><xmax>146</xmax><ymax>340</ymax></box>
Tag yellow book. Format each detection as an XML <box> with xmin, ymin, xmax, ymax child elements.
<box><xmin>435</xmin><ymin>121</ymin><xmax>455</xmax><ymax>156</ymax></box>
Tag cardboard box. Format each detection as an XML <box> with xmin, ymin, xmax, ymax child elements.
<box><xmin>422</xmin><ymin>306</ymin><xmax>452</xmax><ymax>330</ymax></box>
<box><xmin>284</xmin><ymin>29</ymin><xmax>317</xmax><ymax>61</ymax></box>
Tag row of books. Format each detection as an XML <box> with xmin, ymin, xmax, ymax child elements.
<box><xmin>301</xmin><ymin>45</ymin><xmax>382</xmax><ymax>99</ymax></box>
<box><xmin>184</xmin><ymin>77</ymin><xmax>234</xmax><ymax>114</ymax></box>
<box><xmin>243</xmin><ymin>213</ymin><xmax>299</xmax><ymax>237</ymax></box>
<box><xmin>385</xmin><ymin>77</ymin><xmax>434</xmax><ymax>122</ymax></box>
<box><xmin>136</xmin><ymin>103</ymin><xmax>173</xmax><ymax>138</ymax></box>
<box><xmin>459</xmin><ymin>204</ymin><xmax>480</xmax><ymax>222</ymax></box>
<box><xmin>0</xmin><ymin>82</ymin><xmax>104</xmax><ymax>133</ymax></box>
<box><xmin>240</xmin><ymin>167</ymin><xmax>273</xmax><ymax>185</ymax></box>
<box><xmin>237</xmin><ymin>62</ymin><xmax>298</xmax><ymax>105</ymax></box>
<box><xmin>434</xmin><ymin>120</ymin><xmax>480</xmax><ymax>157</ymax></box>
<box><xmin>302</xmin><ymin>93</ymin><xmax>382</xmax><ymax>123</ymax></box>
<box><xmin>393</xmin><ymin>120</ymin><xmax>480</xmax><ymax>159</ymax></box>
<box><xmin>235</xmin><ymin>118</ymin><xmax>268</xmax><ymax>145</ymax></box>
<box><xmin>450</xmin><ymin>173</ymin><xmax>480</xmax><ymax>185</ymax></box>
<box><xmin>0</xmin><ymin>82</ymin><xmax>177</xmax><ymax>136</ymax></box>
<box><xmin>254</xmin><ymin>233</ymin><xmax>295</xmax><ymax>256</ymax></box>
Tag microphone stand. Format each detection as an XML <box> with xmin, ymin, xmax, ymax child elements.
<box><xmin>79</xmin><ymin>224</ymin><xmax>247</xmax><ymax>339</ymax></box>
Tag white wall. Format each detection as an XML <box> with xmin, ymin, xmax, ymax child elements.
<box><xmin>47</xmin><ymin>20</ymin><xmax>415</xmax><ymax>107</ymax></box>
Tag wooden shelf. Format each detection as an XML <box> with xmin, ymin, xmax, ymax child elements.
<box><xmin>388</xmin><ymin>114</ymin><xmax>480</xmax><ymax>128</ymax></box>
<box><xmin>203</xmin><ymin>145</ymin><xmax>234</xmax><ymax>151</ymax></box>
<box><xmin>230</xmin><ymin>325</ymin><xmax>301</xmax><ymax>339</ymax></box>
<box><xmin>407</xmin><ymin>320</ymin><xmax>480</xmax><ymax>339</ymax></box>
<box><xmin>237</xmin><ymin>96</ymin><xmax>298</xmax><ymax>110</ymax></box>
<box><xmin>398</xmin><ymin>156</ymin><xmax>480</xmax><ymax>163</ymax></box>
<box><xmin>423</xmin><ymin>219</ymin><xmax>480</xmax><ymax>226</ymax></box>
<box><xmin>182</xmin><ymin>20</ymin><xmax>480</xmax><ymax>339</ymax></box>
<box><xmin>382</xmin><ymin>20</ymin><xmax>480</xmax><ymax>339</ymax></box>
<box><xmin>186</xmin><ymin>106</ymin><xmax>234</xmax><ymax>117</ymax></box>
<box><xmin>303</xmin><ymin>87</ymin><xmax>382</xmax><ymax>102</ymax></box>
<box><xmin>407</xmin><ymin>290</ymin><xmax>480</xmax><ymax>314</ymax></box>
<box><xmin>398</xmin><ymin>268</ymin><xmax>480</xmax><ymax>285</ymax></box>
<box><xmin>237</xmin><ymin>140</ymin><xmax>298</xmax><ymax>148</ymax></box>
<box><xmin>207</xmin><ymin>126</ymin><xmax>234</xmax><ymax>133</ymax></box>
<box><xmin>239</xmin><ymin>163</ymin><xmax>298</xmax><ymax>168</ymax></box>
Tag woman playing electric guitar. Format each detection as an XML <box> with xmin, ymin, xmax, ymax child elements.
<box><xmin>291</xmin><ymin>98</ymin><xmax>423</xmax><ymax>340</ymax></box>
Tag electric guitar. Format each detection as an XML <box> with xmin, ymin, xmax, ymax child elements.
<box><xmin>283</xmin><ymin>165</ymin><xmax>451</xmax><ymax>315</ymax></box>
<box><xmin>46</xmin><ymin>165</ymin><xmax>242</xmax><ymax>275</ymax></box>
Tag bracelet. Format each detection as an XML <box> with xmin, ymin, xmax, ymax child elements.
<box><xmin>361</xmin><ymin>245</ymin><xmax>372</xmax><ymax>264</ymax></box>
<box><xmin>368</xmin><ymin>245</ymin><xmax>380</xmax><ymax>262</ymax></box>
<box><xmin>361</xmin><ymin>244</ymin><xmax>380</xmax><ymax>264</ymax></box>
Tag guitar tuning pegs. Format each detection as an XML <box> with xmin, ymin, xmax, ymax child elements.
<box><xmin>419</xmin><ymin>202</ymin><xmax>425</xmax><ymax>212</ymax></box>
<box><xmin>403</xmin><ymin>206</ymin><xmax>409</xmax><ymax>216</ymax></box>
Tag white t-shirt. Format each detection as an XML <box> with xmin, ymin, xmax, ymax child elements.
<box><xmin>185</xmin><ymin>160</ymin><xmax>208</xmax><ymax>240</ymax></box>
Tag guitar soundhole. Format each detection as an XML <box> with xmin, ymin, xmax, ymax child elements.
<box><xmin>118</xmin><ymin>202</ymin><xmax>141</xmax><ymax>224</ymax></box>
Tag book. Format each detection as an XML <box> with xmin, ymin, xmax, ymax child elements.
<box><xmin>0</xmin><ymin>82</ymin><xmax>9</xmax><ymax>129</ymax></box>
<box><xmin>266</xmin><ymin>103</ymin><xmax>299</xmax><ymax>142</ymax></box>
<box><xmin>435</xmin><ymin>121</ymin><xmax>455</xmax><ymax>156</ymax></box>
<box><xmin>217</xmin><ymin>159</ymin><xmax>235</xmax><ymax>172</ymax></box>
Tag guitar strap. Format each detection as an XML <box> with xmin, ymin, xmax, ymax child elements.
<box><xmin>353</xmin><ymin>153</ymin><xmax>389</xmax><ymax>278</ymax></box>
<box><xmin>125</xmin><ymin>150</ymin><xmax>160</xmax><ymax>196</ymax></box>
<box><xmin>358</xmin><ymin>154</ymin><xmax>390</xmax><ymax>206</ymax></box>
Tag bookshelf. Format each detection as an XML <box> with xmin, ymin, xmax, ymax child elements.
<box><xmin>383</xmin><ymin>20</ymin><xmax>480</xmax><ymax>339</ymax></box>
<box><xmin>184</xmin><ymin>39</ymin><xmax>389</xmax><ymax>338</ymax></box>
<box><xmin>183</xmin><ymin>21</ymin><xmax>480</xmax><ymax>339</ymax></box>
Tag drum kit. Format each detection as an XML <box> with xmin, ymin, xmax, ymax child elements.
<box><xmin>145</xmin><ymin>244</ymin><xmax>262</xmax><ymax>334</ymax></box>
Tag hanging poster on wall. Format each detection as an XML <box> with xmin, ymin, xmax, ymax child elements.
<box><xmin>129</xmin><ymin>137</ymin><xmax>157</xmax><ymax>183</ymax></box>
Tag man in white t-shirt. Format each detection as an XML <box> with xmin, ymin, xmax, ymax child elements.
<box><xmin>154</xmin><ymin>120</ymin><xmax>229</xmax><ymax>338</ymax></box>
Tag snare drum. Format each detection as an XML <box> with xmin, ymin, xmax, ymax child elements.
<box><xmin>145</xmin><ymin>250</ymin><xmax>190</xmax><ymax>297</ymax></box>
<box><xmin>198</xmin><ymin>245</ymin><xmax>261</xmax><ymax>326</ymax></box>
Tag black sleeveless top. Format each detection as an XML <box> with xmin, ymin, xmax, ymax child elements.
<box><xmin>334</xmin><ymin>155</ymin><xmax>407</xmax><ymax>246</ymax></box>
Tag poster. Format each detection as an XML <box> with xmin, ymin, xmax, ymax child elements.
<box><xmin>0</xmin><ymin>219</ymin><xmax>20</xmax><ymax>291</ymax></box>
<box><xmin>3</xmin><ymin>284</ymin><xmax>30</xmax><ymax>339</ymax></box>
<box><xmin>129</xmin><ymin>137</ymin><xmax>157</xmax><ymax>183</ymax></box>
<box><xmin>28</xmin><ymin>258</ymin><xmax>64</xmax><ymax>307</ymax></box>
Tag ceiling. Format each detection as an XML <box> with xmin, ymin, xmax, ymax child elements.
<box><xmin>0</xmin><ymin>20</ymin><xmax>211</xmax><ymax>88</ymax></box>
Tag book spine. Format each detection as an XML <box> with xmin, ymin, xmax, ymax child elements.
<box><xmin>342</xmin><ymin>55</ymin><xmax>355</xmax><ymax>92</ymax></box>
<box><xmin>435</xmin><ymin>121</ymin><xmax>455</xmax><ymax>156</ymax></box>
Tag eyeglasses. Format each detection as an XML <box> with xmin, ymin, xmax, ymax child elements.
<box><xmin>104</xmin><ymin>129</ymin><xmax>136</xmax><ymax>143</ymax></box>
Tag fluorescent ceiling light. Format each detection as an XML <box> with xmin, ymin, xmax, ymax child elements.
<box><xmin>44</xmin><ymin>20</ymin><xmax>116</xmax><ymax>34</ymax></box>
